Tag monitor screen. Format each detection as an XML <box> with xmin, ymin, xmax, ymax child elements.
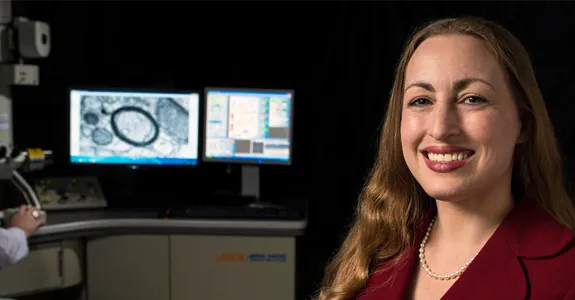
<box><xmin>204</xmin><ymin>88</ymin><xmax>293</xmax><ymax>165</ymax></box>
<box><xmin>69</xmin><ymin>89</ymin><xmax>200</xmax><ymax>166</ymax></box>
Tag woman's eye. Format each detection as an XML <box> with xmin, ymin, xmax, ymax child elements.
<box><xmin>408</xmin><ymin>98</ymin><xmax>431</xmax><ymax>107</ymax></box>
<box><xmin>463</xmin><ymin>96</ymin><xmax>487</xmax><ymax>105</ymax></box>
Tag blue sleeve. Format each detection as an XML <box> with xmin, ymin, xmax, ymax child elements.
<box><xmin>0</xmin><ymin>227</ymin><xmax>29</xmax><ymax>269</ymax></box>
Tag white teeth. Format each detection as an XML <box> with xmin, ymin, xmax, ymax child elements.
<box><xmin>426</xmin><ymin>152</ymin><xmax>470</xmax><ymax>162</ymax></box>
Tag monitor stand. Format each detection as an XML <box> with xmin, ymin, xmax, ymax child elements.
<box><xmin>242</xmin><ymin>165</ymin><xmax>281</xmax><ymax>209</ymax></box>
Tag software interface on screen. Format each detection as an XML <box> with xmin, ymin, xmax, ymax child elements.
<box><xmin>70</xmin><ymin>89</ymin><xmax>200</xmax><ymax>165</ymax></box>
<box><xmin>204</xmin><ymin>89</ymin><xmax>293</xmax><ymax>164</ymax></box>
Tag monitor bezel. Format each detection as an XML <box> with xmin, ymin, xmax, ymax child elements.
<box><xmin>67</xmin><ymin>86</ymin><xmax>203</xmax><ymax>168</ymax></box>
<box><xmin>202</xmin><ymin>87</ymin><xmax>295</xmax><ymax>166</ymax></box>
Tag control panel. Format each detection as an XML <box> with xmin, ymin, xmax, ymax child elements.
<box><xmin>34</xmin><ymin>177</ymin><xmax>107</xmax><ymax>211</ymax></box>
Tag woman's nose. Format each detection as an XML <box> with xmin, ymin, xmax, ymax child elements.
<box><xmin>428</xmin><ymin>103</ymin><xmax>461</xmax><ymax>141</ymax></box>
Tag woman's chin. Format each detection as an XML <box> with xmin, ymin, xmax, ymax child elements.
<box><xmin>414</xmin><ymin>169</ymin><xmax>480</xmax><ymax>202</ymax></box>
<box><xmin>422</xmin><ymin>185</ymin><xmax>470</xmax><ymax>202</ymax></box>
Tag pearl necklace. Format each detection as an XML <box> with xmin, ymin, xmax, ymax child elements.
<box><xmin>419</xmin><ymin>217</ymin><xmax>477</xmax><ymax>280</ymax></box>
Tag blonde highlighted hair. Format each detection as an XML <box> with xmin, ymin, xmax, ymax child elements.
<box><xmin>317</xmin><ymin>16</ymin><xmax>575</xmax><ymax>300</ymax></box>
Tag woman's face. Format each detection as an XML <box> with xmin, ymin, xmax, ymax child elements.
<box><xmin>400</xmin><ymin>34</ymin><xmax>522</xmax><ymax>201</ymax></box>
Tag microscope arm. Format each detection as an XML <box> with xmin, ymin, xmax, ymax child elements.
<box><xmin>0</xmin><ymin>169</ymin><xmax>46</xmax><ymax>225</ymax></box>
<box><xmin>12</xmin><ymin>170</ymin><xmax>40</xmax><ymax>208</ymax></box>
<box><xmin>0</xmin><ymin>147</ymin><xmax>53</xmax><ymax>221</ymax></box>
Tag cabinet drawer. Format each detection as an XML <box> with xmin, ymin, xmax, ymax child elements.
<box><xmin>0</xmin><ymin>242</ymin><xmax>63</xmax><ymax>297</ymax></box>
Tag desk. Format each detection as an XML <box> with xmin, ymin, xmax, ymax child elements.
<box><xmin>0</xmin><ymin>209</ymin><xmax>307</xmax><ymax>300</ymax></box>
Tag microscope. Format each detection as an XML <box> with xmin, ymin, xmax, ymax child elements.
<box><xmin>0</xmin><ymin>0</ymin><xmax>52</xmax><ymax>224</ymax></box>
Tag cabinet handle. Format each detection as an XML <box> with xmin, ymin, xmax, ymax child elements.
<box><xmin>57</xmin><ymin>249</ymin><xmax>63</xmax><ymax>278</ymax></box>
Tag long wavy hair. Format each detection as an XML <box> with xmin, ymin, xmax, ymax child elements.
<box><xmin>317</xmin><ymin>16</ymin><xmax>575</xmax><ymax>300</ymax></box>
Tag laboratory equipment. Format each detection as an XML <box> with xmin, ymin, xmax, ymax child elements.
<box><xmin>0</xmin><ymin>2</ymin><xmax>51</xmax><ymax>161</ymax></box>
<box><xmin>69</xmin><ymin>88</ymin><xmax>201</xmax><ymax>166</ymax></box>
<box><xmin>0</xmin><ymin>1</ymin><xmax>51</xmax><ymax>216</ymax></box>
<box><xmin>203</xmin><ymin>88</ymin><xmax>294</xmax><ymax>208</ymax></box>
<box><xmin>8</xmin><ymin>148</ymin><xmax>53</xmax><ymax>209</ymax></box>
<box><xmin>34</xmin><ymin>176</ymin><xmax>107</xmax><ymax>211</ymax></box>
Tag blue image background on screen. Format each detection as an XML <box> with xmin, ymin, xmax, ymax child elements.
<box><xmin>204</xmin><ymin>88</ymin><xmax>293</xmax><ymax>165</ymax></box>
<box><xmin>69</xmin><ymin>89</ymin><xmax>200</xmax><ymax>166</ymax></box>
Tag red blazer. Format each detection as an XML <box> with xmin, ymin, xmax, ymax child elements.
<box><xmin>357</xmin><ymin>199</ymin><xmax>575</xmax><ymax>299</ymax></box>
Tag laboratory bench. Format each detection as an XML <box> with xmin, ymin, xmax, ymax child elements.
<box><xmin>0</xmin><ymin>207</ymin><xmax>307</xmax><ymax>300</ymax></box>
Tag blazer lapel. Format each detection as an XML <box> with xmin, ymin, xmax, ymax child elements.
<box><xmin>442</xmin><ymin>199</ymin><xmax>573</xmax><ymax>300</ymax></box>
<box><xmin>441</xmin><ymin>223</ymin><xmax>527</xmax><ymax>299</ymax></box>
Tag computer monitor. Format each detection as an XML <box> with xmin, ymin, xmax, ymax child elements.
<box><xmin>203</xmin><ymin>88</ymin><xmax>293</xmax><ymax>164</ymax></box>
<box><xmin>203</xmin><ymin>88</ymin><xmax>294</xmax><ymax>206</ymax></box>
<box><xmin>69</xmin><ymin>88</ymin><xmax>200</xmax><ymax>166</ymax></box>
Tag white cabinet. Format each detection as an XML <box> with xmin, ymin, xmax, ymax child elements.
<box><xmin>0</xmin><ymin>239</ymin><xmax>83</xmax><ymax>297</ymax></box>
<box><xmin>86</xmin><ymin>235</ymin><xmax>170</xmax><ymax>300</ymax></box>
<box><xmin>0</xmin><ymin>233</ymin><xmax>298</xmax><ymax>300</ymax></box>
<box><xmin>170</xmin><ymin>235</ymin><xmax>296</xmax><ymax>300</ymax></box>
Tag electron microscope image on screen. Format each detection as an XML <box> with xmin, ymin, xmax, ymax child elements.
<box><xmin>78</xmin><ymin>94</ymin><xmax>190</xmax><ymax>159</ymax></box>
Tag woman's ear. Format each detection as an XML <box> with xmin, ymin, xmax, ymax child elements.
<box><xmin>516</xmin><ymin>116</ymin><xmax>528</xmax><ymax>144</ymax></box>
<box><xmin>517</xmin><ymin>133</ymin><xmax>527</xmax><ymax>144</ymax></box>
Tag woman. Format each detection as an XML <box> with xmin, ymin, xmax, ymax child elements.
<box><xmin>318</xmin><ymin>17</ymin><xmax>575</xmax><ymax>300</ymax></box>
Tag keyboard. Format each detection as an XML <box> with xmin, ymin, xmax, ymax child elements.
<box><xmin>162</xmin><ymin>204</ymin><xmax>305</xmax><ymax>221</ymax></box>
